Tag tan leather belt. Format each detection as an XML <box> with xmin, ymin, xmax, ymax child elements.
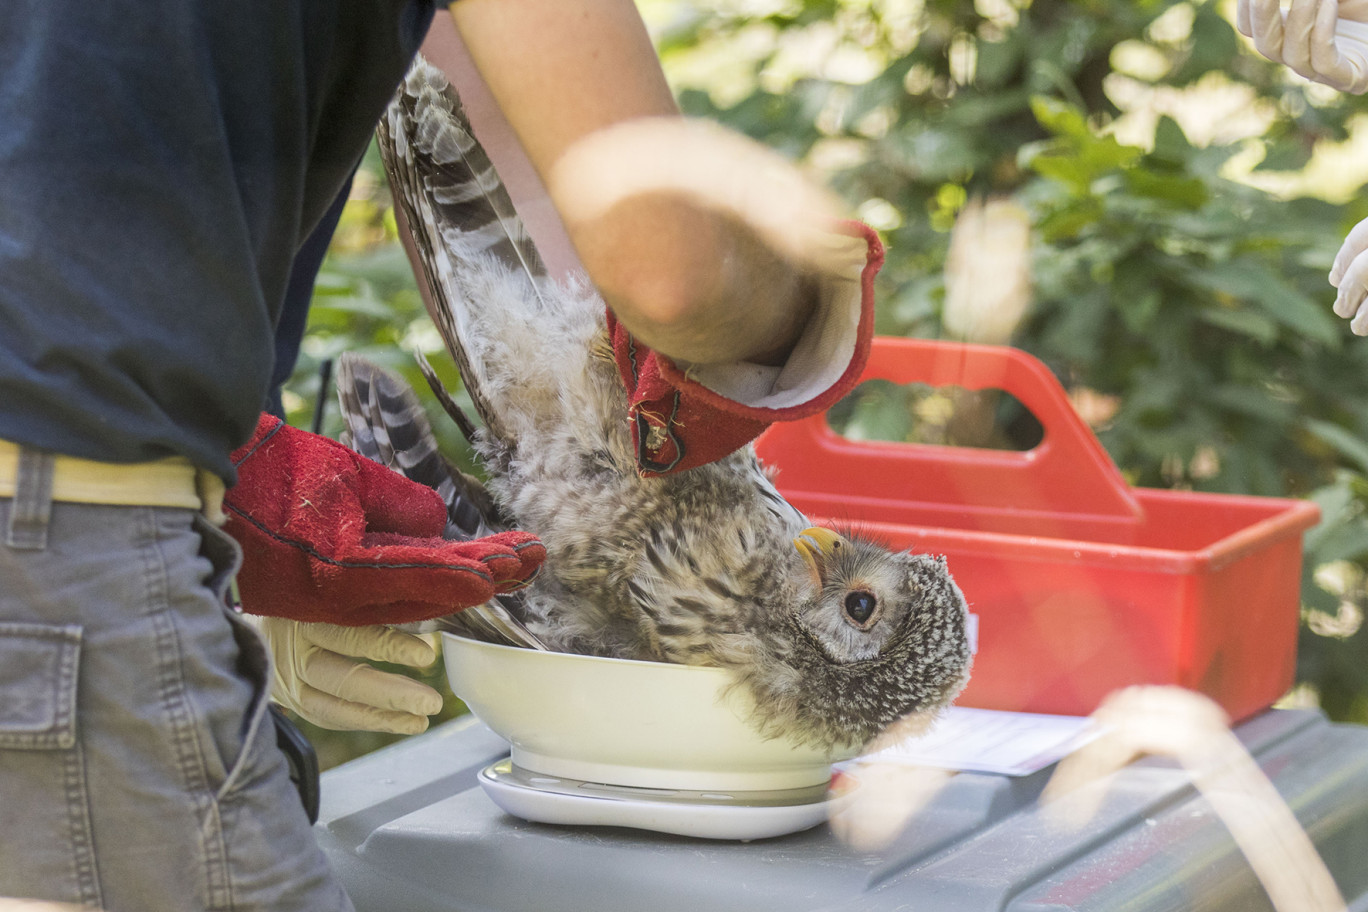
<box><xmin>0</xmin><ymin>438</ymin><xmax>225</xmax><ymax>521</ymax></box>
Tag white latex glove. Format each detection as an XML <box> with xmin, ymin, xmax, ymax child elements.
<box><xmin>246</xmin><ymin>615</ymin><xmax>445</xmax><ymax>734</ymax></box>
<box><xmin>1238</xmin><ymin>0</ymin><xmax>1368</xmax><ymax>93</ymax></box>
<box><xmin>1331</xmin><ymin>215</ymin><xmax>1368</xmax><ymax>333</ymax></box>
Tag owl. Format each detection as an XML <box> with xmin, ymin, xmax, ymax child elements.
<box><xmin>343</xmin><ymin>56</ymin><xmax>972</xmax><ymax>750</ymax></box>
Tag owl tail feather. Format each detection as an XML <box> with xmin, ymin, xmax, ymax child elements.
<box><xmin>335</xmin><ymin>352</ymin><xmax>546</xmax><ymax>649</ymax></box>
<box><xmin>414</xmin><ymin>348</ymin><xmax>479</xmax><ymax>447</ymax></box>
<box><xmin>336</xmin><ymin>352</ymin><xmax>505</xmax><ymax>540</ymax></box>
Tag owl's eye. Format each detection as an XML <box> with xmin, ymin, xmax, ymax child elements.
<box><xmin>843</xmin><ymin>590</ymin><xmax>878</xmax><ymax>627</ymax></box>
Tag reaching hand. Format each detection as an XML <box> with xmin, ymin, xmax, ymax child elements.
<box><xmin>1238</xmin><ymin>0</ymin><xmax>1368</xmax><ymax>93</ymax></box>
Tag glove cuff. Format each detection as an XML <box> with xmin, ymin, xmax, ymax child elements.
<box><xmin>611</xmin><ymin>219</ymin><xmax>882</xmax><ymax>475</ymax></box>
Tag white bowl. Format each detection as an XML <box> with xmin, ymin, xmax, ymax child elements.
<box><xmin>442</xmin><ymin>633</ymin><xmax>858</xmax><ymax>791</ymax></box>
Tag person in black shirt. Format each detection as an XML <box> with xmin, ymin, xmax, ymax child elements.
<box><xmin>0</xmin><ymin>3</ymin><xmax>868</xmax><ymax>908</ymax></box>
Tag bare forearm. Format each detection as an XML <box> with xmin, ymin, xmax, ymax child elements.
<box><xmin>449</xmin><ymin>0</ymin><xmax>679</xmax><ymax>169</ymax></box>
<box><xmin>580</xmin><ymin>196</ymin><xmax>821</xmax><ymax>366</ymax></box>
<box><xmin>447</xmin><ymin>0</ymin><xmax>823</xmax><ymax>366</ymax></box>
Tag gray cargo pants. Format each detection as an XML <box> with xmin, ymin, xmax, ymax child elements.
<box><xmin>0</xmin><ymin>449</ymin><xmax>353</xmax><ymax>911</ymax></box>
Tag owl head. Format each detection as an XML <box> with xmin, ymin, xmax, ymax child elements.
<box><xmin>736</xmin><ymin>527</ymin><xmax>973</xmax><ymax>751</ymax></box>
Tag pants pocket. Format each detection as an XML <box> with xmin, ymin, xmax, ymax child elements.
<box><xmin>213</xmin><ymin>607</ymin><xmax>276</xmax><ymax>801</ymax></box>
<box><xmin>0</xmin><ymin>622</ymin><xmax>101</xmax><ymax>907</ymax></box>
<box><xmin>0</xmin><ymin>622</ymin><xmax>82</xmax><ymax>749</ymax></box>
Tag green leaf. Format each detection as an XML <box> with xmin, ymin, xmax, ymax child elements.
<box><xmin>828</xmin><ymin>380</ymin><xmax>915</xmax><ymax>442</ymax></box>
<box><xmin>1306</xmin><ymin>420</ymin><xmax>1368</xmax><ymax>474</ymax></box>
<box><xmin>311</xmin><ymin>272</ymin><xmax>357</xmax><ymax>294</ymax></box>
<box><xmin>1185</xmin><ymin>261</ymin><xmax>1342</xmax><ymax>346</ymax></box>
<box><xmin>1207</xmin><ymin>383</ymin><xmax>1292</xmax><ymax>422</ymax></box>
<box><xmin>1196</xmin><ymin>307</ymin><xmax>1280</xmax><ymax>345</ymax></box>
<box><xmin>1151</xmin><ymin>116</ymin><xmax>1192</xmax><ymax>166</ymax></box>
<box><xmin>1117</xmin><ymin>288</ymin><xmax>1162</xmax><ymax>333</ymax></box>
<box><xmin>974</xmin><ymin>36</ymin><xmax>1023</xmax><ymax>89</ymax></box>
<box><xmin>1080</xmin><ymin>136</ymin><xmax>1143</xmax><ymax>176</ymax></box>
<box><xmin>1308</xmin><ymin>518</ymin><xmax>1368</xmax><ymax>565</ymax></box>
<box><xmin>1123</xmin><ymin>168</ymin><xmax>1209</xmax><ymax>208</ymax></box>
<box><xmin>1026</xmin><ymin>153</ymin><xmax>1093</xmax><ymax>190</ymax></box>
<box><xmin>1034</xmin><ymin>202</ymin><xmax>1104</xmax><ymax>241</ymax></box>
<box><xmin>1029</xmin><ymin>96</ymin><xmax>1091</xmax><ymax>141</ymax></box>
<box><xmin>1169</xmin><ymin>6</ymin><xmax>1242</xmax><ymax>85</ymax></box>
<box><xmin>306</xmin><ymin>295</ymin><xmax>396</xmax><ymax>320</ymax></box>
<box><xmin>1257</xmin><ymin>135</ymin><xmax>1316</xmax><ymax>173</ymax></box>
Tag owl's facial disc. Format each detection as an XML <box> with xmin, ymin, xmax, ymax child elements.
<box><xmin>792</xmin><ymin>530</ymin><xmax>913</xmax><ymax>662</ymax></box>
<box><xmin>796</xmin><ymin>528</ymin><xmax>884</xmax><ymax>628</ymax></box>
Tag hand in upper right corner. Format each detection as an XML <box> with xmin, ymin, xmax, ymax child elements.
<box><xmin>1331</xmin><ymin>215</ymin><xmax>1368</xmax><ymax>334</ymax></box>
<box><xmin>1238</xmin><ymin>0</ymin><xmax>1368</xmax><ymax>93</ymax></box>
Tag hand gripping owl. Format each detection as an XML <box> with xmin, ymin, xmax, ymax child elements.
<box><xmin>344</xmin><ymin>56</ymin><xmax>973</xmax><ymax>751</ymax></box>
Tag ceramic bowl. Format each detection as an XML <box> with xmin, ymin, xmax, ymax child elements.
<box><xmin>442</xmin><ymin>633</ymin><xmax>858</xmax><ymax>791</ymax></box>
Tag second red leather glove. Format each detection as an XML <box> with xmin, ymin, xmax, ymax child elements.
<box><xmin>223</xmin><ymin>414</ymin><xmax>544</xmax><ymax>626</ymax></box>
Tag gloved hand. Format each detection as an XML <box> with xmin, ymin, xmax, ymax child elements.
<box><xmin>1331</xmin><ymin>215</ymin><xmax>1368</xmax><ymax>333</ymax></box>
<box><xmin>1238</xmin><ymin>0</ymin><xmax>1368</xmax><ymax>93</ymax></box>
<box><xmin>224</xmin><ymin>413</ymin><xmax>544</xmax><ymax>626</ymax></box>
<box><xmin>249</xmin><ymin>615</ymin><xmax>444</xmax><ymax>734</ymax></box>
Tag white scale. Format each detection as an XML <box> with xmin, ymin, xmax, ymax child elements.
<box><xmin>475</xmin><ymin>707</ymin><xmax>1102</xmax><ymax>841</ymax></box>
<box><xmin>478</xmin><ymin>758</ymin><xmax>847</xmax><ymax>841</ymax></box>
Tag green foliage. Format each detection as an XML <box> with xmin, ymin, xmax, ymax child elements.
<box><xmin>1018</xmin><ymin>104</ymin><xmax>1351</xmax><ymax>497</ymax></box>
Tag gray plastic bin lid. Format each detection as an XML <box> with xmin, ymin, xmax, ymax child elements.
<box><xmin>315</xmin><ymin>709</ymin><xmax>1368</xmax><ymax>912</ymax></box>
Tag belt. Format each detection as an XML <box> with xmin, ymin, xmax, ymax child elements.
<box><xmin>0</xmin><ymin>438</ymin><xmax>226</xmax><ymax>522</ymax></box>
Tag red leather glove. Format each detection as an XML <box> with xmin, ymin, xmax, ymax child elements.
<box><xmin>223</xmin><ymin>414</ymin><xmax>544</xmax><ymax>626</ymax></box>
<box><xmin>612</xmin><ymin>220</ymin><xmax>883</xmax><ymax>476</ymax></box>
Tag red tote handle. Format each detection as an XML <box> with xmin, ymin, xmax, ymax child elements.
<box><xmin>755</xmin><ymin>338</ymin><xmax>1142</xmax><ymax>524</ymax></box>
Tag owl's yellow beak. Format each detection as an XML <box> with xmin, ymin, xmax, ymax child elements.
<box><xmin>794</xmin><ymin>526</ymin><xmax>847</xmax><ymax>586</ymax></box>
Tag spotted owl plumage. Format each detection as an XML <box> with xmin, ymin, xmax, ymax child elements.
<box><xmin>346</xmin><ymin>56</ymin><xmax>972</xmax><ymax>750</ymax></box>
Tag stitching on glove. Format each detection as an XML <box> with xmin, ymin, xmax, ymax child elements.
<box><xmin>224</xmin><ymin>503</ymin><xmax>496</xmax><ymax>578</ymax></box>
<box><xmin>231</xmin><ymin>418</ymin><xmax>285</xmax><ymax>468</ymax></box>
<box><xmin>634</xmin><ymin>391</ymin><xmax>685</xmax><ymax>474</ymax></box>
<box><xmin>625</xmin><ymin>334</ymin><xmax>641</xmax><ymax>384</ymax></box>
<box><xmin>500</xmin><ymin>565</ymin><xmax>541</xmax><ymax>590</ymax></box>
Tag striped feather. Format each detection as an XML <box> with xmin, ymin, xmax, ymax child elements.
<box><xmin>334</xmin><ymin>353</ymin><xmax>545</xmax><ymax>649</ymax></box>
<box><xmin>377</xmin><ymin>56</ymin><xmax>548</xmax><ymax>446</ymax></box>
<box><xmin>336</xmin><ymin>353</ymin><xmax>504</xmax><ymax>540</ymax></box>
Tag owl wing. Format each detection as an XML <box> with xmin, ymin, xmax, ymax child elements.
<box><xmin>376</xmin><ymin>54</ymin><xmax>548</xmax><ymax>450</ymax></box>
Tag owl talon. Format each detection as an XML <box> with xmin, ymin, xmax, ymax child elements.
<box><xmin>591</xmin><ymin>332</ymin><xmax>615</xmax><ymax>364</ymax></box>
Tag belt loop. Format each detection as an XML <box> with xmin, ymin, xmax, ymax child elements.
<box><xmin>5</xmin><ymin>446</ymin><xmax>56</xmax><ymax>550</ymax></box>
<box><xmin>196</xmin><ymin>468</ymin><xmax>227</xmax><ymax>527</ymax></box>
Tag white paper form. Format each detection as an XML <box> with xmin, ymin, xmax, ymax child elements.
<box><xmin>858</xmin><ymin>706</ymin><xmax>1104</xmax><ymax>777</ymax></box>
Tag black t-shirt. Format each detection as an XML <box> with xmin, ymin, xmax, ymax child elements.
<box><xmin>0</xmin><ymin>0</ymin><xmax>442</xmax><ymax>482</ymax></box>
